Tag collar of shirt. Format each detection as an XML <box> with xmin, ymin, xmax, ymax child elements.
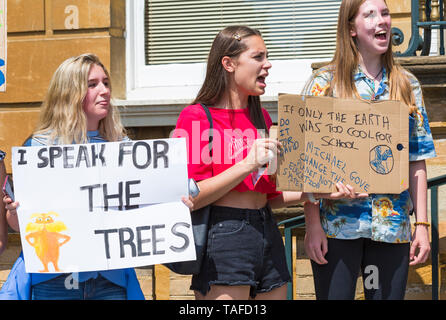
<box><xmin>354</xmin><ymin>65</ymin><xmax>388</xmax><ymax>100</ymax></box>
<box><xmin>87</xmin><ymin>130</ymin><xmax>100</xmax><ymax>137</ymax></box>
<box><xmin>86</xmin><ymin>130</ymin><xmax>108</xmax><ymax>143</ymax></box>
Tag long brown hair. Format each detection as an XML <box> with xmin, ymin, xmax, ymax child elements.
<box><xmin>193</xmin><ymin>26</ymin><xmax>268</xmax><ymax>132</ymax></box>
<box><xmin>325</xmin><ymin>0</ymin><xmax>416</xmax><ymax>114</ymax></box>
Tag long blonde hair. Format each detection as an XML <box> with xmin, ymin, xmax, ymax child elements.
<box><xmin>324</xmin><ymin>0</ymin><xmax>416</xmax><ymax>114</ymax></box>
<box><xmin>34</xmin><ymin>53</ymin><xmax>126</xmax><ymax>144</ymax></box>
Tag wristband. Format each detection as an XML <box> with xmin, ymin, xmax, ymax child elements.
<box><xmin>414</xmin><ymin>221</ymin><xmax>430</xmax><ymax>227</ymax></box>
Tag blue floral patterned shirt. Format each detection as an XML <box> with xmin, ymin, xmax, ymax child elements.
<box><xmin>303</xmin><ymin>65</ymin><xmax>436</xmax><ymax>243</ymax></box>
<box><xmin>0</xmin><ymin>150</ymin><xmax>5</xmax><ymax>161</ymax></box>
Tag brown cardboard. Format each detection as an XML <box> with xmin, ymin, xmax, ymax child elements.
<box><xmin>275</xmin><ymin>94</ymin><xmax>409</xmax><ymax>194</ymax></box>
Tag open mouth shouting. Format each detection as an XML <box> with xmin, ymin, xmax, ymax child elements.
<box><xmin>375</xmin><ymin>30</ymin><xmax>387</xmax><ymax>41</ymax></box>
<box><xmin>257</xmin><ymin>75</ymin><xmax>267</xmax><ymax>88</ymax></box>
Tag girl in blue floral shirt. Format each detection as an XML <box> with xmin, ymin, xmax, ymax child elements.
<box><xmin>304</xmin><ymin>0</ymin><xmax>436</xmax><ymax>300</ymax></box>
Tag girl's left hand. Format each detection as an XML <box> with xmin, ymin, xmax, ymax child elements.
<box><xmin>181</xmin><ymin>196</ymin><xmax>194</xmax><ymax>211</ymax></box>
<box><xmin>409</xmin><ymin>225</ymin><xmax>430</xmax><ymax>266</ymax></box>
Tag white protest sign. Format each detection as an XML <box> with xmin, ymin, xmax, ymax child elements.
<box><xmin>12</xmin><ymin>138</ymin><xmax>196</xmax><ymax>273</ymax></box>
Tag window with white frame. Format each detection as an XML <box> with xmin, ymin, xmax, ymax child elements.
<box><xmin>126</xmin><ymin>0</ymin><xmax>341</xmax><ymax>101</ymax></box>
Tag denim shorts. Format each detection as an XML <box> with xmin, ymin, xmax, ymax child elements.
<box><xmin>191</xmin><ymin>205</ymin><xmax>291</xmax><ymax>298</ymax></box>
<box><xmin>31</xmin><ymin>274</ymin><xmax>127</xmax><ymax>300</ymax></box>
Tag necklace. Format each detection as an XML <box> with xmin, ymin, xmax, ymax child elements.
<box><xmin>214</xmin><ymin>105</ymin><xmax>246</xmax><ymax>110</ymax></box>
<box><xmin>363</xmin><ymin>67</ymin><xmax>383</xmax><ymax>94</ymax></box>
<box><xmin>214</xmin><ymin>105</ymin><xmax>231</xmax><ymax>109</ymax></box>
<box><xmin>365</xmin><ymin>68</ymin><xmax>383</xmax><ymax>81</ymax></box>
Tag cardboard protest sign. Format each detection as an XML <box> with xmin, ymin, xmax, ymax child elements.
<box><xmin>0</xmin><ymin>0</ymin><xmax>6</xmax><ymax>91</ymax></box>
<box><xmin>276</xmin><ymin>94</ymin><xmax>408</xmax><ymax>194</ymax></box>
<box><xmin>12</xmin><ymin>139</ymin><xmax>196</xmax><ymax>273</ymax></box>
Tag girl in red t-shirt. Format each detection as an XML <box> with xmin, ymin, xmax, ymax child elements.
<box><xmin>174</xmin><ymin>25</ymin><xmax>362</xmax><ymax>300</ymax></box>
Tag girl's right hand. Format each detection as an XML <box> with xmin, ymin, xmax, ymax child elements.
<box><xmin>303</xmin><ymin>201</ymin><xmax>328</xmax><ymax>265</ymax></box>
<box><xmin>304</xmin><ymin>223</ymin><xmax>328</xmax><ymax>265</ymax></box>
<box><xmin>243</xmin><ymin>138</ymin><xmax>281</xmax><ymax>172</ymax></box>
<box><xmin>181</xmin><ymin>195</ymin><xmax>194</xmax><ymax>211</ymax></box>
<box><xmin>3</xmin><ymin>196</ymin><xmax>20</xmax><ymax>232</ymax></box>
<box><xmin>3</xmin><ymin>195</ymin><xmax>18</xmax><ymax>212</ymax></box>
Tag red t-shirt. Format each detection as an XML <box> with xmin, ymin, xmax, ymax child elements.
<box><xmin>174</xmin><ymin>103</ymin><xmax>280</xmax><ymax>198</ymax></box>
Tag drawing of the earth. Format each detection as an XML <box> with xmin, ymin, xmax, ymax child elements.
<box><xmin>369</xmin><ymin>145</ymin><xmax>394</xmax><ymax>175</ymax></box>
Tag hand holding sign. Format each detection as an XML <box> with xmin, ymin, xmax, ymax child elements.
<box><xmin>313</xmin><ymin>181</ymin><xmax>369</xmax><ymax>201</ymax></box>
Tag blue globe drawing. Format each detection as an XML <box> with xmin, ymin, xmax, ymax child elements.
<box><xmin>369</xmin><ymin>145</ymin><xmax>394</xmax><ymax>175</ymax></box>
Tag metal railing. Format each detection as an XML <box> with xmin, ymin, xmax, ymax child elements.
<box><xmin>277</xmin><ymin>214</ymin><xmax>305</xmax><ymax>300</ymax></box>
<box><xmin>278</xmin><ymin>174</ymin><xmax>446</xmax><ymax>300</ymax></box>
<box><xmin>428</xmin><ymin>173</ymin><xmax>446</xmax><ymax>299</ymax></box>
<box><xmin>393</xmin><ymin>0</ymin><xmax>446</xmax><ymax>56</ymax></box>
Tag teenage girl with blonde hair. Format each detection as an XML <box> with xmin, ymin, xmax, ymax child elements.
<box><xmin>303</xmin><ymin>0</ymin><xmax>436</xmax><ymax>300</ymax></box>
<box><xmin>0</xmin><ymin>53</ymin><xmax>145</xmax><ymax>300</ymax></box>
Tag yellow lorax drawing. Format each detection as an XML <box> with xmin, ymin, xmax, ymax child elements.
<box><xmin>25</xmin><ymin>212</ymin><xmax>71</xmax><ymax>272</ymax></box>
